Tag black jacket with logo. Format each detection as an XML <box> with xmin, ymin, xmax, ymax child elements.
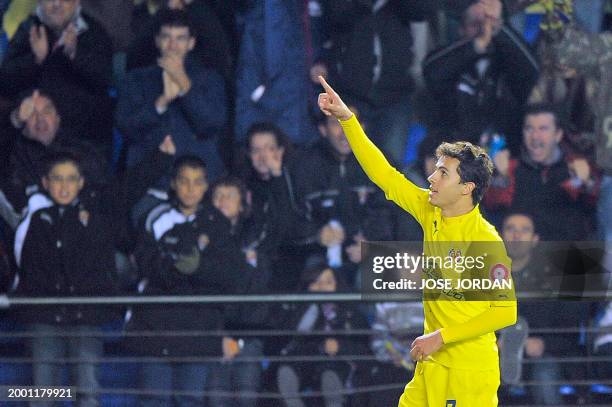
<box><xmin>130</xmin><ymin>203</ymin><xmax>248</xmax><ymax>356</ymax></box>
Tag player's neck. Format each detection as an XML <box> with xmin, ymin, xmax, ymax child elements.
<box><xmin>440</xmin><ymin>200</ymin><xmax>475</xmax><ymax>218</ymax></box>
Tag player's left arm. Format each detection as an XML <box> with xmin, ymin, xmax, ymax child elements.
<box><xmin>410</xmin><ymin>304</ymin><xmax>517</xmax><ymax>360</ymax></box>
<box><xmin>441</xmin><ymin>241</ymin><xmax>517</xmax><ymax>343</ymax></box>
<box><xmin>411</xmin><ymin>240</ymin><xmax>517</xmax><ymax>360</ymax></box>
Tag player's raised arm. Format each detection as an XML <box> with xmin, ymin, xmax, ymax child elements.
<box><xmin>318</xmin><ymin>76</ymin><xmax>429</xmax><ymax>223</ymax></box>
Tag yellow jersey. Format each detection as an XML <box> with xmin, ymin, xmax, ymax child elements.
<box><xmin>340</xmin><ymin>115</ymin><xmax>516</xmax><ymax>370</ymax></box>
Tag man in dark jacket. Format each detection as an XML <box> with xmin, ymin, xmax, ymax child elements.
<box><xmin>484</xmin><ymin>104</ymin><xmax>599</xmax><ymax>240</ymax></box>
<box><xmin>294</xmin><ymin>114</ymin><xmax>392</xmax><ymax>285</ymax></box>
<box><xmin>132</xmin><ymin>155</ymin><xmax>247</xmax><ymax>407</ymax></box>
<box><xmin>0</xmin><ymin>0</ymin><xmax>113</xmax><ymax>148</ymax></box>
<box><xmin>116</xmin><ymin>9</ymin><xmax>227</xmax><ymax>180</ymax></box>
<box><xmin>319</xmin><ymin>0</ymin><xmax>434</xmax><ymax>161</ymax></box>
<box><xmin>0</xmin><ymin>89</ymin><xmax>108</xmax><ymax>229</ymax></box>
<box><xmin>423</xmin><ymin>0</ymin><xmax>539</xmax><ymax>150</ymax></box>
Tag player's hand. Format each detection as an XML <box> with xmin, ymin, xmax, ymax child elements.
<box><xmin>318</xmin><ymin>76</ymin><xmax>353</xmax><ymax>121</ymax></box>
<box><xmin>410</xmin><ymin>330</ymin><xmax>444</xmax><ymax>361</ymax></box>
<box><xmin>29</xmin><ymin>24</ymin><xmax>49</xmax><ymax>65</ymax></box>
<box><xmin>525</xmin><ymin>336</ymin><xmax>545</xmax><ymax>358</ymax></box>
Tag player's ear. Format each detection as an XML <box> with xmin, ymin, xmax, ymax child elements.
<box><xmin>462</xmin><ymin>181</ymin><xmax>475</xmax><ymax>196</ymax></box>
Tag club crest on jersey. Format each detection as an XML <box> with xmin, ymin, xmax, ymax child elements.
<box><xmin>448</xmin><ymin>248</ymin><xmax>462</xmax><ymax>260</ymax></box>
<box><xmin>489</xmin><ymin>263</ymin><xmax>509</xmax><ymax>281</ymax></box>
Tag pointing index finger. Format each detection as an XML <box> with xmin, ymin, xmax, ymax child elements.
<box><xmin>318</xmin><ymin>75</ymin><xmax>336</xmax><ymax>96</ymax></box>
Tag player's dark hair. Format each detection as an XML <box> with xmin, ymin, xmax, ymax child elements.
<box><xmin>436</xmin><ymin>141</ymin><xmax>493</xmax><ymax>205</ymax></box>
<box><xmin>172</xmin><ymin>155</ymin><xmax>207</xmax><ymax>180</ymax></box>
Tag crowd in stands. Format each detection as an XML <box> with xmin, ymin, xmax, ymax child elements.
<box><xmin>0</xmin><ymin>0</ymin><xmax>610</xmax><ymax>405</ymax></box>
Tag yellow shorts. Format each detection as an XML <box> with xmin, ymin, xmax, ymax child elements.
<box><xmin>398</xmin><ymin>360</ymin><xmax>500</xmax><ymax>407</ymax></box>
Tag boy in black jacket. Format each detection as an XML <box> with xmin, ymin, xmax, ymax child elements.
<box><xmin>13</xmin><ymin>139</ymin><xmax>175</xmax><ymax>406</ymax></box>
<box><xmin>132</xmin><ymin>156</ymin><xmax>248</xmax><ymax>407</ymax></box>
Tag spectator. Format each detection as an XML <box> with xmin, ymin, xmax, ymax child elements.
<box><xmin>80</xmin><ymin>0</ymin><xmax>134</xmax><ymax>52</ymax></box>
<box><xmin>549</xmin><ymin>12</ymin><xmax>612</xmax><ymax>295</ymax></box>
<box><xmin>423</xmin><ymin>0</ymin><xmax>539</xmax><ymax>150</ymax></box>
<box><xmin>276</xmin><ymin>258</ymin><xmax>369</xmax><ymax>407</ymax></box>
<box><xmin>127</xmin><ymin>0</ymin><xmax>232</xmax><ymax>81</ymax></box>
<box><xmin>11</xmin><ymin>139</ymin><xmax>174</xmax><ymax>406</ymax></box>
<box><xmin>0</xmin><ymin>89</ymin><xmax>108</xmax><ymax>228</ymax></box>
<box><xmin>0</xmin><ymin>0</ymin><xmax>113</xmax><ymax>148</ymax></box>
<box><xmin>116</xmin><ymin>8</ymin><xmax>227</xmax><ymax>179</ymax></box>
<box><xmin>483</xmin><ymin>104</ymin><xmax>599</xmax><ymax>240</ymax></box>
<box><xmin>293</xmin><ymin>113</ymin><xmax>392</xmax><ymax>285</ymax></box>
<box><xmin>234</xmin><ymin>0</ymin><xmax>318</xmax><ymax>145</ymax></box>
<box><xmin>130</xmin><ymin>155</ymin><xmax>247</xmax><ymax>407</ymax></box>
<box><xmin>240</xmin><ymin>122</ymin><xmax>313</xmax><ymax>291</ymax></box>
<box><xmin>209</xmin><ymin>177</ymin><xmax>270</xmax><ymax>407</ymax></box>
<box><xmin>528</xmin><ymin>40</ymin><xmax>596</xmax><ymax>139</ymax></box>
<box><xmin>319</xmin><ymin>0</ymin><xmax>434</xmax><ymax>162</ymax></box>
<box><xmin>501</xmin><ymin>212</ymin><xmax>589</xmax><ymax>405</ymax></box>
<box><xmin>368</xmin><ymin>282</ymin><xmax>424</xmax><ymax>407</ymax></box>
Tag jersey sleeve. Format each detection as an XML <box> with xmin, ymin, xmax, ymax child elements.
<box><xmin>339</xmin><ymin>115</ymin><xmax>430</xmax><ymax>226</ymax></box>
<box><xmin>439</xmin><ymin>305</ymin><xmax>517</xmax><ymax>344</ymax></box>
<box><xmin>439</xmin><ymin>239</ymin><xmax>517</xmax><ymax>343</ymax></box>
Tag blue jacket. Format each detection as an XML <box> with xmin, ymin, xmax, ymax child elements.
<box><xmin>115</xmin><ymin>58</ymin><xmax>227</xmax><ymax>179</ymax></box>
<box><xmin>234</xmin><ymin>0</ymin><xmax>318</xmax><ymax>145</ymax></box>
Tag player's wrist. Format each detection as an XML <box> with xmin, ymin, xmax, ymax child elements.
<box><xmin>338</xmin><ymin>111</ymin><xmax>353</xmax><ymax>122</ymax></box>
<box><xmin>438</xmin><ymin>328</ymin><xmax>447</xmax><ymax>344</ymax></box>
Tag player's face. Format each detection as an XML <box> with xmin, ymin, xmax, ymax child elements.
<box><xmin>502</xmin><ymin>214</ymin><xmax>539</xmax><ymax>259</ymax></box>
<box><xmin>308</xmin><ymin>268</ymin><xmax>337</xmax><ymax>292</ymax></box>
<box><xmin>156</xmin><ymin>26</ymin><xmax>195</xmax><ymax>59</ymax></box>
<box><xmin>212</xmin><ymin>185</ymin><xmax>243</xmax><ymax>223</ymax></box>
<box><xmin>172</xmin><ymin>166</ymin><xmax>208</xmax><ymax>214</ymax></box>
<box><xmin>427</xmin><ymin>156</ymin><xmax>467</xmax><ymax>208</ymax></box>
<box><xmin>249</xmin><ymin>132</ymin><xmax>284</xmax><ymax>177</ymax></box>
<box><xmin>523</xmin><ymin>113</ymin><xmax>562</xmax><ymax>164</ymax></box>
<box><xmin>40</xmin><ymin>0</ymin><xmax>79</xmax><ymax>31</ymax></box>
<box><xmin>43</xmin><ymin>161</ymin><xmax>83</xmax><ymax>206</ymax></box>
